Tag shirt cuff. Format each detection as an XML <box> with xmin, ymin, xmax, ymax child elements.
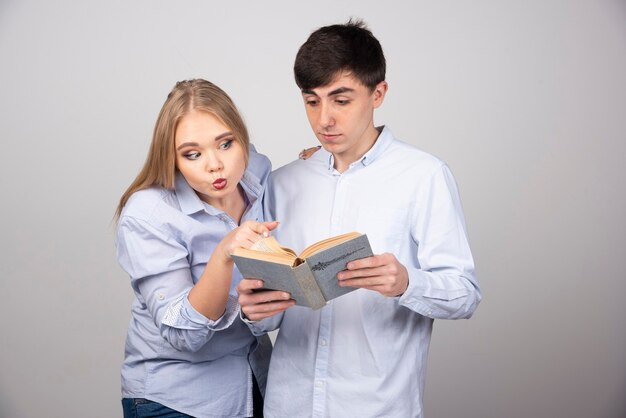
<box><xmin>239</xmin><ymin>311</ymin><xmax>283</xmax><ymax>335</ymax></box>
<box><xmin>201</xmin><ymin>294</ymin><xmax>241</xmax><ymax>331</ymax></box>
<box><xmin>161</xmin><ymin>293</ymin><xmax>241</xmax><ymax>331</ymax></box>
<box><xmin>398</xmin><ymin>268</ymin><xmax>436</xmax><ymax>317</ymax></box>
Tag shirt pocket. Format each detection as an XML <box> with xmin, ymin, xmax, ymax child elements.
<box><xmin>355</xmin><ymin>204</ymin><xmax>410</xmax><ymax>255</ymax></box>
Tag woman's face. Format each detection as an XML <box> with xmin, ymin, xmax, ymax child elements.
<box><xmin>174</xmin><ymin>109</ymin><xmax>246</xmax><ymax>210</ymax></box>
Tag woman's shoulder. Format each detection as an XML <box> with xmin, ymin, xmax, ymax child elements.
<box><xmin>120</xmin><ymin>187</ymin><xmax>178</xmax><ymax>222</ymax></box>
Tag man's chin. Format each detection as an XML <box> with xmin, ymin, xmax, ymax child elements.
<box><xmin>318</xmin><ymin>143</ymin><xmax>340</xmax><ymax>153</ymax></box>
<box><xmin>318</xmin><ymin>137</ymin><xmax>343</xmax><ymax>149</ymax></box>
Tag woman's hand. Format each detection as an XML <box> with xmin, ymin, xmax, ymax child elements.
<box><xmin>189</xmin><ymin>220</ymin><xmax>279</xmax><ymax>320</ymax></box>
<box><xmin>218</xmin><ymin>220</ymin><xmax>279</xmax><ymax>261</ymax></box>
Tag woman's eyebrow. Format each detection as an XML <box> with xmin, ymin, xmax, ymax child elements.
<box><xmin>176</xmin><ymin>141</ymin><xmax>198</xmax><ymax>150</ymax></box>
<box><xmin>214</xmin><ymin>132</ymin><xmax>233</xmax><ymax>141</ymax></box>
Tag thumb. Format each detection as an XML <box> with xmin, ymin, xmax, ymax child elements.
<box><xmin>247</xmin><ymin>220</ymin><xmax>279</xmax><ymax>237</ymax></box>
<box><xmin>262</xmin><ymin>220</ymin><xmax>280</xmax><ymax>233</ymax></box>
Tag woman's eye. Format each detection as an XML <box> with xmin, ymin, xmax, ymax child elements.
<box><xmin>184</xmin><ymin>151</ymin><xmax>200</xmax><ymax>160</ymax></box>
<box><xmin>220</xmin><ymin>139</ymin><xmax>233</xmax><ymax>150</ymax></box>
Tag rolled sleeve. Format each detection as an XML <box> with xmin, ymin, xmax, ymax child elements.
<box><xmin>162</xmin><ymin>294</ymin><xmax>240</xmax><ymax>331</ymax></box>
<box><xmin>159</xmin><ymin>293</ymin><xmax>242</xmax><ymax>352</ymax></box>
<box><xmin>118</xmin><ymin>215</ymin><xmax>232</xmax><ymax>352</ymax></box>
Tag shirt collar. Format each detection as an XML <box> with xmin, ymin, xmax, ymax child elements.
<box><xmin>324</xmin><ymin>125</ymin><xmax>394</xmax><ymax>172</ymax></box>
<box><xmin>239</xmin><ymin>169</ymin><xmax>262</xmax><ymax>207</ymax></box>
<box><xmin>174</xmin><ymin>172</ymin><xmax>206</xmax><ymax>215</ymax></box>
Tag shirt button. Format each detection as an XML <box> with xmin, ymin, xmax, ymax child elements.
<box><xmin>315</xmin><ymin>380</ymin><xmax>324</xmax><ymax>388</ymax></box>
<box><xmin>319</xmin><ymin>339</ymin><xmax>327</xmax><ymax>346</ymax></box>
<box><xmin>158</xmin><ymin>294</ymin><xmax>165</xmax><ymax>300</ymax></box>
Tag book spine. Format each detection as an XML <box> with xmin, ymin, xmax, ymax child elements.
<box><xmin>293</xmin><ymin>262</ymin><xmax>326</xmax><ymax>310</ymax></box>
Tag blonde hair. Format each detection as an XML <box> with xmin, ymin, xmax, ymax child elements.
<box><xmin>115</xmin><ymin>79</ymin><xmax>250</xmax><ymax>219</ymax></box>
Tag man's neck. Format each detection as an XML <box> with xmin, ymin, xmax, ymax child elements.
<box><xmin>333</xmin><ymin>126</ymin><xmax>382</xmax><ymax>173</ymax></box>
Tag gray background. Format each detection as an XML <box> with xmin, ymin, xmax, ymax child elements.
<box><xmin>1</xmin><ymin>1</ymin><xmax>625</xmax><ymax>417</ymax></box>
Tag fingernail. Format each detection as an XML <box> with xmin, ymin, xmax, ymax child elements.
<box><xmin>263</xmin><ymin>231</ymin><xmax>269</xmax><ymax>237</ymax></box>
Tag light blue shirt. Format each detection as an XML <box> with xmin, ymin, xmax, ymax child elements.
<box><xmin>251</xmin><ymin>127</ymin><xmax>481</xmax><ymax>417</ymax></box>
<box><xmin>116</xmin><ymin>148</ymin><xmax>272</xmax><ymax>418</ymax></box>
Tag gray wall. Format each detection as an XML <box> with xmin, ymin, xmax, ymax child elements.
<box><xmin>1</xmin><ymin>1</ymin><xmax>624</xmax><ymax>417</ymax></box>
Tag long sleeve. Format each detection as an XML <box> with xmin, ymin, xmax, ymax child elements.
<box><xmin>117</xmin><ymin>157</ymin><xmax>271</xmax><ymax>418</ymax></box>
<box><xmin>242</xmin><ymin>312</ymin><xmax>284</xmax><ymax>336</ymax></box>
<box><xmin>117</xmin><ymin>216</ymin><xmax>239</xmax><ymax>353</ymax></box>
<box><xmin>399</xmin><ymin>163</ymin><xmax>481</xmax><ymax>319</ymax></box>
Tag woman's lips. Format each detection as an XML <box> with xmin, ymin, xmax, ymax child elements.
<box><xmin>213</xmin><ymin>178</ymin><xmax>227</xmax><ymax>190</ymax></box>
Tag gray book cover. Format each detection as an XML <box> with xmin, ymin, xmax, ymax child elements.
<box><xmin>233</xmin><ymin>234</ymin><xmax>373</xmax><ymax>310</ymax></box>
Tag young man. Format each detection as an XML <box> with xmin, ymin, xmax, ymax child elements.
<box><xmin>237</xmin><ymin>19</ymin><xmax>482</xmax><ymax>417</ymax></box>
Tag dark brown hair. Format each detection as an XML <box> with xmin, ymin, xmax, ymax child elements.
<box><xmin>294</xmin><ymin>18</ymin><xmax>386</xmax><ymax>91</ymax></box>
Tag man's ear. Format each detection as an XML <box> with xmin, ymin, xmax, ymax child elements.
<box><xmin>372</xmin><ymin>81</ymin><xmax>388</xmax><ymax>109</ymax></box>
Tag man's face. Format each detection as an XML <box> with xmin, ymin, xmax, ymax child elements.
<box><xmin>301</xmin><ymin>72</ymin><xmax>387</xmax><ymax>169</ymax></box>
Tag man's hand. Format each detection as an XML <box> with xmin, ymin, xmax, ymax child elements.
<box><xmin>337</xmin><ymin>253</ymin><xmax>409</xmax><ymax>297</ymax></box>
<box><xmin>237</xmin><ymin>278</ymin><xmax>295</xmax><ymax>321</ymax></box>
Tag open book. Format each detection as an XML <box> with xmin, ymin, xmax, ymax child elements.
<box><xmin>233</xmin><ymin>232</ymin><xmax>373</xmax><ymax>309</ymax></box>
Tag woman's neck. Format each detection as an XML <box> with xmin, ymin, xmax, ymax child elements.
<box><xmin>206</xmin><ymin>184</ymin><xmax>247</xmax><ymax>224</ymax></box>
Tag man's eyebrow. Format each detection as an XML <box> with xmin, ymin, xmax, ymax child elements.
<box><xmin>176</xmin><ymin>132</ymin><xmax>233</xmax><ymax>151</ymax></box>
<box><xmin>301</xmin><ymin>87</ymin><xmax>355</xmax><ymax>96</ymax></box>
<box><xmin>328</xmin><ymin>87</ymin><xmax>355</xmax><ymax>96</ymax></box>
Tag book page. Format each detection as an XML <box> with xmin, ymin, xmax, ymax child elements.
<box><xmin>233</xmin><ymin>249</ymin><xmax>296</xmax><ymax>265</ymax></box>
<box><xmin>251</xmin><ymin>236</ymin><xmax>298</xmax><ymax>257</ymax></box>
<box><xmin>300</xmin><ymin>231</ymin><xmax>362</xmax><ymax>259</ymax></box>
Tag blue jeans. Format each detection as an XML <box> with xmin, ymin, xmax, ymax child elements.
<box><xmin>122</xmin><ymin>376</ymin><xmax>263</xmax><ymax>417</ymax></box>
<box><xmin>122</xmin><ymin>398</ymin><xmax>192</xmax><ymax>418</ymax></box>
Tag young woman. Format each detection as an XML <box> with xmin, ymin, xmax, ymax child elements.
<box><xmin>115</xmin><ymin>79</ymin><xmax>274</xmax><ymax>418</ymax></box>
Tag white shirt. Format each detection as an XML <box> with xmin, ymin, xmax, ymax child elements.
<box><xmin>250</xmin><ymin>127</ymin><xmax>481</xmax><ymax>417</ymax></box>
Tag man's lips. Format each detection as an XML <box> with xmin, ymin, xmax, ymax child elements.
<box><xmin>320</xmin><ymin>132</ymin><xmax>341</xmax><ymax>141</ymax></box>
<box><xmin>212</xmin><ymin>178</ymin><xmax>227</xmax><ymax>190</ymax></box>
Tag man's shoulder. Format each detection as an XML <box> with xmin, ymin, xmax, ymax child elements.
<box><xmin>382</xmin><ymin>135</ymin><xmax>445</xmax><ymax>171</ymax></box>
<box><xmin>271</xmin><ymin>150</ymin><xmax>325</xmax><ymax>179</ymax></box>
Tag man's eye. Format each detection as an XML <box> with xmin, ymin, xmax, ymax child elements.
<box><xmin>184</xmin><ymin>151</ymin><xmax>200</xmax><ymax>160</ymax></box>
<box><xmin>336</xmin><ymin>99</ymin><xmax>350</xmax><ymax>105</ymax></box>
<box><xmin>306</xmin><ymin>99</ymin><xmax>319</xmax><ymax>106</ymax></box>
<box><xmin>220</xmin><ymin>139</ymin><xmax>233</xmax><ymax>150</ymax></box>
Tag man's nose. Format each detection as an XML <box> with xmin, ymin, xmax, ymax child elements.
<box><xmin>319</xmin><ymin>102</ymin><xmax>335</xmax><ymax>128</ymax></box>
